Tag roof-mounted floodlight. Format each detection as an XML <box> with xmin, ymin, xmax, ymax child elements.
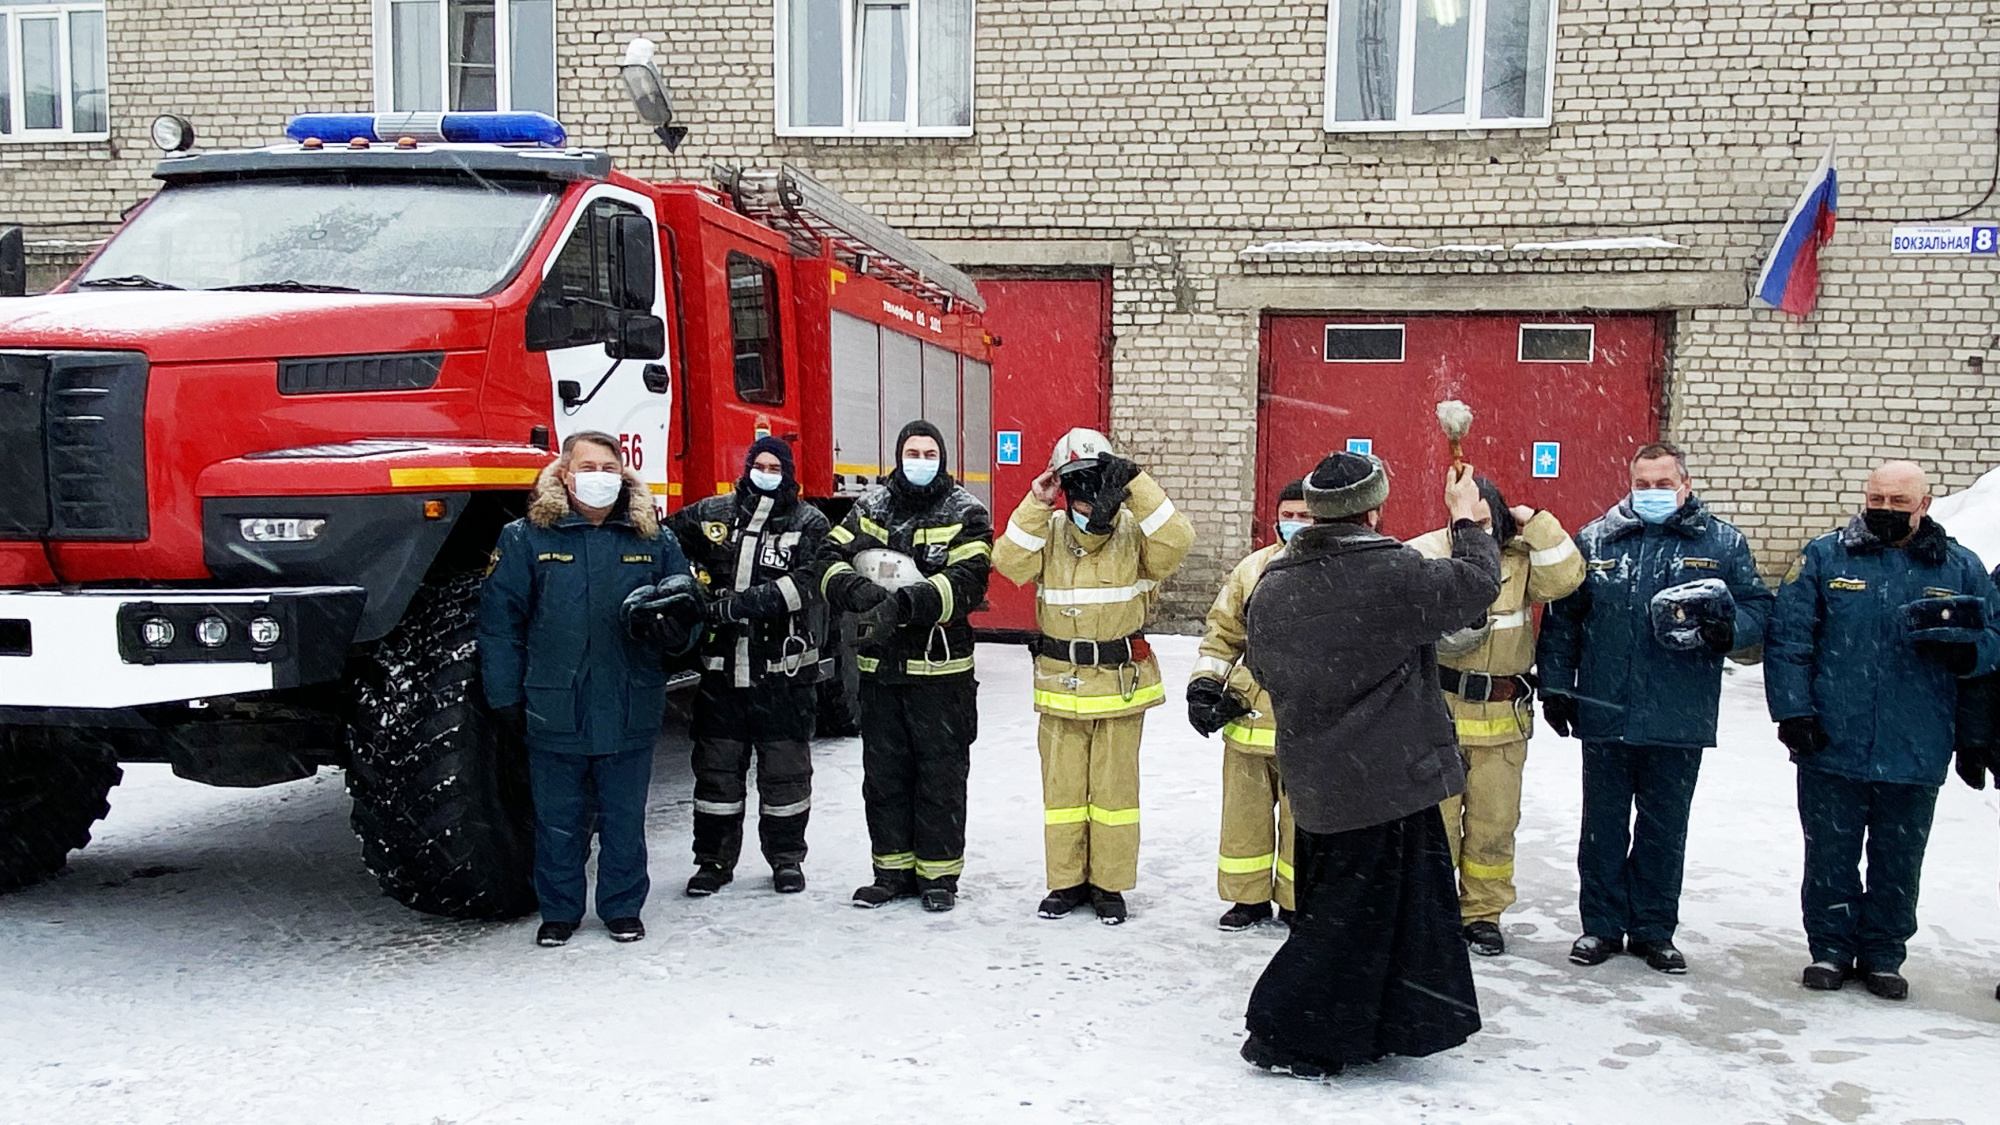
<box><xmin>621</xmin><ymin>38</ymin><xmax>688</xmax><ymax>153</ymax></box>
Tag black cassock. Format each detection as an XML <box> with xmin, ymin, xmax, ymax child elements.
<box><xmin>1246</xmin><ymin>805</ymin><xmax>1481</xmax><ymax>1071</ymax></box>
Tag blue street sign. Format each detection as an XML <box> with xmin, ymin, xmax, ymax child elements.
<box><xmin>1533</xmin><ymin>441</ymin><xmax>1561</xmax><ymax>479</ymax></box>
<box><xmin>997</xmin><ymin>430</ymin><xmax>1022</xmax><ymax>466</ymax></box>
<box><xmin>1346</xmin><ymin>438</ymin><xmax>1373</xmax><ymax>455</ymax></box>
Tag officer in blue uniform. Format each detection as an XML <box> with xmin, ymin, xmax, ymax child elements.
<box><xmin>1537</xmin><ymin>440</ymin><xmax>1773</xmax><ymax>975</ymax></box>
<box><xmin>1766</xmin><ymin>459</ymin><xmax>2000</xmax><ymax>1000</ymax></box>
<box><xmin>478</xmin><ymin>431</ymin><xmax>697</xmax><ymax>948</ymax></box>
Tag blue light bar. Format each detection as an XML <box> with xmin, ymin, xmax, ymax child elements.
<box><xmin>284</xmin><ymin>111</ymin><xmax>567</xmax><ymax>148</ymax></box>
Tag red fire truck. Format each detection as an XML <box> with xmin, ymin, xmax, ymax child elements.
<box><xmin>0</xmin><ymin>110</ymin><xmax>994</xmax><ymax>919</ymax></box>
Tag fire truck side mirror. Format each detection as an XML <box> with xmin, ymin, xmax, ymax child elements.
<box><xmin>609</xmin><ymin>214</ymin><xmax>656</xmax><ymax>311</ymax></box>
<box><xmin>606</xmin><ymin>313</ymin><xmax>666</xmax><ymax>361</ymax></box>
<box><xmin>0</xmin><ymin>226</ymin><xmax>25</xmax><ymax>297</ymax></box>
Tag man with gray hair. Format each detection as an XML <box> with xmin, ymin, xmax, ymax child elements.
<box><xmin>1239</xmin><ymin>451</ymin><xmax>1498</xmax><ymax>1079</ymax></box>
<box><xmin>1537</xmin><ymin>440</ymin><xmax>1772</xmax><ymax>975</ymax></box>
<box><xmin>1766</xmin><ymin>459</ymin><xmax>2000</xmax><ymax>1000</ymax></box>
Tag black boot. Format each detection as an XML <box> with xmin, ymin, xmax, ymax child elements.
<box><xmin>1037</xmin><ymin>884</ymin><xmax>1092</xmax><ymax>919</ymax></box>
<box><xmin>1240</xmin><ymin>1034</ymin><xmax>1339</xmax><ymax>1080</ymax></box>
<box><xmin>1801</xmin><ymin>961</ymin><xmax>1849</xmax><ymax>991</ymax></box>
<box><xmin>1569</xmin><ymin>934</ymin><xmax>1621</xmax><ymax>966</ymax></box>
<box><xmin>1628</xmin><ymin>939</ymin><xmax>1688</xmax><ymax>974</ymax></box>
<box><xmin>772</xmin><ymin>865</ymin><xmax>807</xmax><ymax>894</ymax></box>
<box><xmin>605</xmin><ymin>918</ymin><xmax>646</xmax><ymax>943</ymax></box>
<box><xmin>685</xmin><ymin>864</ymin><xmax>733</xmax><ymax>897</ymax></box>
<box><xmin>852</xmin><ymin>867</ymin><xmax>918</xmax><ymax>908</ymax></box>
<box><xmin>535</xmin><ymin>921</ymin><xmax>576</xmax><ymax>947</ymax></box>
<box><xmin>1463</xmin><ymin>921</ymin><xmax>1505</xmax><ymax>957</ymax></box>
<box><xmin>1862</xmin><ymin>970</ymin><xmax>1909</xmax><ymax>1001</ymax></box>
<box><xmin>919</xmin><ymin>875</ymin><xmax>959</xmax><ymax>913</ymax></box>
<box><xmin>1218</xmin><ymin>902</ymin><xmax>1273</xmax><ymax>931</ymax></box>
<box><xmin>1089</xmin><ymin>886</ymin><xmax>1128</xmax><ymax>926</ymax></box>
<box><xmin>1276</xmin><ymin>907</ymin><xmax>1296</xmax><ymax>926</ymax></box>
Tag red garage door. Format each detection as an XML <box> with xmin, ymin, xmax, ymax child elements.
<box><xmin>1257</xmin><ymin>314</ymin><xmax>1666</xmax><ymax>545</ymax></box>
<box><xmin>972</xmin><ymin>276</ymin><xmax>1111</xmax><ymax>634</ymax></box>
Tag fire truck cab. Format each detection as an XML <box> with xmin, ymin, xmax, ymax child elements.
<box><xmin>0</xmin><ymin>111</ymin><xmax>992</xmax><ymax>918</ymax></box>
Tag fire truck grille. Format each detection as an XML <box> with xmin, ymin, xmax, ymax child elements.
<box><xmin>0</xmin><ymin>350</ymin><xmax>150</xmax><ymax>542</ymax></box>
<box><xmin>278</xmin><ymin>351</ymin><xmax>444</xmax><ymax>395</ymax></box>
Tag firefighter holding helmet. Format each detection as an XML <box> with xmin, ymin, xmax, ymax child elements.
<box><xmin>993</xmin><ymin>428</ymin><xmax>1194</xmax><ymax>924</ymax></box>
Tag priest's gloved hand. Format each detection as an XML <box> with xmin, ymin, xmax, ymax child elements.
<box><xmin>1778</xmin><ymin>715</ymin><xmax>1828</xmax><ymax>761</ymax></box>
<box><xmin>1541</xmin><ymin>692</ymin><xmax>1578</xmax><ymax>739</ymax></box>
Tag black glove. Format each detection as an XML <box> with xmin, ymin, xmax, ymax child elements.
<box><xmin>1777</xmin><ymin>715</ymin><xmax>1828</xmax><ymax>760</ymax></box>
<box><xmin>1186</xmin><ymin>678</ymin><xmax>1249</xmax><ymax>738</ymax></box>
<box><xmin>494</xmin><ymin>702</ymin><xmax>528</xmax><ymax>743</ymax></box>
<box><xmin>1541</xmin><ymin>692</ymin><xmax>1577</xmax><ymax>739</ymax></box>
<box><xmin>1698</xmin><ymin>618</ymin><xmax>1736</xmax><ymax>655</ymax></box>
<box><xmin>1912</xmin><ymin>636</ymin><xmax>1980</xmax><ymax>675</ymax></box>
<box><xmin>846</xmin><ymin>581</ymin><xmax>890</xmax><ymax>614</ymax></box>
<box><xmin>705</xmin><ymin>595</ymin><xmax>739</xmax><ymax>629</ymax></box>
<box><xmin>623</xmin><ymin>576</ymin><xmax>707</xmax><ymax>652</ymax></box>
<box><xmin>1956</xmin><ymin>743</ymin><xmax>1995</xmax><ymax>790</ymax></box>
<box><xmin>856</xmin><ymin>592</ymin><xmax>908</xmax><ymax>643</ymax></box>
<box><xmin>1087</xmin><ymin>454</ymin><xmax>1139</xmax><ymax>536</ymax></box>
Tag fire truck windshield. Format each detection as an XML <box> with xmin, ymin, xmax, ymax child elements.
<box><xmin>75</xmin><ymin>175</ymin><xmax>562</xmax><ymax>298</ymax></box>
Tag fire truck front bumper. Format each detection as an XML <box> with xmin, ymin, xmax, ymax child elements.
<box><xmin>0</xmin><ymin>586</ymin><xmax>366</xmax><ymax>710</ymax></box>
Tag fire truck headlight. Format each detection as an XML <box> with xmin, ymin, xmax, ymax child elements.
<box><xmin>141</xmin><ymin>617</ymin><xmax>176</xmax><ymax>649</ymax></box>
<box><xmin>247</xmin><ymin>616</ymin><xmax>283</xmax><ymax>649</ymax></box>
<box><xmin>150</xmin><ymin>114</ymin><xmax>196</xmax><ymax>153</ymax></box>
<box><xmin>194</xmin><ymin>617</ymin><xmax>230</xmax><ymax>649</ymax></box>
<box><xmin>239</xmin><ymin>517</ymin><xmax>326</xmax><ymax>543</ymax></box>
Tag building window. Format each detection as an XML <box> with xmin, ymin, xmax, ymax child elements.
<box><xmin>374</xmin><ymin>0</ymin><xmax>555</xmax><ymax>116</ymax></box>
<box><xmin>1324</xmin><ymin>324</ymin><xmax>1405</xmax><ymax>362</ymax></box>
<box><xmin>777</xmin><ymin>0</ymin><xmax>974</xmax><ymax>137</ymax></box>
<box><xmin>1325</xmin><ymin>0</ymin><xmax>1555</xmax><ymax>132</ymax></box>
<box><xmin>0</xmin><ymin>3</ymin><xmax>107</xmax><ymax>141</ymax></box>
<box><xmin>1518</xmin><ymin>324</ymin><xmax>1593</xmax><ymax>362</ymax></box>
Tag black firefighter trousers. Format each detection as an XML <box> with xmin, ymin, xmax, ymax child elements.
<box><xmin>690</xmin><ymin>676</ymin><xmax>816</xmax><ymax>872</ymax></box>
<box><xmin>860</xmin><ymin>676</ymin><xmax>977</xmax><ymax>889</ymax></box>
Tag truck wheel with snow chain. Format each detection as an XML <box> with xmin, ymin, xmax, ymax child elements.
<box><xmin>0</xmin><ymin>727</ymin><xmax>123</xmax><ymax>890</ymax></box>
<box><xmin>345</xmin><ymin>570</ymin><xmax>538</xmax><ymax>921</ymax></box>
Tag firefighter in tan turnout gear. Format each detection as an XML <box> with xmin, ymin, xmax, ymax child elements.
<box><xmin>1409</xmin><ymin>477</ymin><xmax>1585</xmax><ymax>956</ymax></box>
<box><xmin>1187</xmin><ymin>480</ymin><xmax>1308</xmax><ymax>931</ymax></box>
<box><xmin>993</xmin><ymin>428</ymin><xmax>1194</xmax><ymax>924</ymax></box>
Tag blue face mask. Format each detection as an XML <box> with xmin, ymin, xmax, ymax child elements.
<box><xmin>748</xmin><ymin>468</ymin><xmax>783</xmax><ymax>493</ymax></box>
<box><xmin>1072</xmin><ymin>510</ymin><xmax>1095</xmax><ymax>533</ymax></box>
<box><xmin>902</xmin><ymin>457</ymin><xmax>939</xmax><ymax>487</ymax></box>
<box><xmin>1631</xmin><ymin>488</ymin><xmax>1681</xmax><ymax>524</ymax></box>
<box><xmin>1277</xmin><ymin>520</ymin><xmax>1307</xmax><ymax>543</ymax></box>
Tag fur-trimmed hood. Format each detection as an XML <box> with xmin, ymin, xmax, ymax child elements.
<box><xmin>527</xmin><ymin>461</ymin><xmax>660</xmax><ymax>538</ymax></box>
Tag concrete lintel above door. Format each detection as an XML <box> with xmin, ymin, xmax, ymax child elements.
<box><xmin>914</xmin><ymin>239</ymin><xmax>1135</xmax><ymax>269</ymax></box>
<box><xmin>1217</xmin><ymin>270</ymin><xmax>1744</xmax><ymax>313</ymax></box>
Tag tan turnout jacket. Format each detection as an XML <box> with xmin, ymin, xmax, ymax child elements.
<box><xmin>1190</xmin><ymin>542</ymin><xmax>1282</xmax><ymax>755</ymax></box>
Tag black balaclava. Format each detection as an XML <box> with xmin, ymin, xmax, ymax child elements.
<box><xmin>740</xmin><ymin>434</ymin><xmax>799</xmax><ymax>502</ymax></box>
<box><xmin>1476</xmin><ymin>477</ymin><xmax>1518</xmax><ymax>543</ymax></box>
<box><xmin>888</xmin><ymin>419</ymin><xmax>952</xmax><ymax>508</ymax></box>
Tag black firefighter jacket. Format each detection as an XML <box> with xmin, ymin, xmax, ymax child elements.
<box><xmin>478</xmin><ymin>464</ymin><xmax>694</xmax><ymax>755</ymax></box>
<box><xmin>1245</xmin><ymin>520</ymin><xmax>1501</xmax><ymax>835</ymax></box>
<box><xmin>667</xmin><ymin>485</ymin><xmax>832</xmax><ymax>689</ymax></box>
<box><xmin>820</xmin><ymin>472</ymin><xmax>994</xmax><ymax>684</ymax></box>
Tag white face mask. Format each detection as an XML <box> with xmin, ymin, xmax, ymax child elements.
<box><xmin>748</xmin><ymin>468</ymin><xmax>784</xmax><ymax>493</ymax></box>
<box><xmin>570</xmin><ymin>470</ymin><xmax>624</xmax><ymax>509</ymax></box>
<box><xmin>902</xmin><ymin>457</ymin><xmax>940</xmax><ymax>487</ymax></box>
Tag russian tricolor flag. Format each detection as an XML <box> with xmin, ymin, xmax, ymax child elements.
<box><xmin>1752</xmin><ymin>143</ymin><xmax>1839</xmax><ymax>317</ymax></box>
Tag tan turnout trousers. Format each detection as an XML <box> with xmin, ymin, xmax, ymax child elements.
<box><xmin>1218</xmin><ymin>745</ymin><xmax>1295</xmax><ymax>910</ymax></box>
<box><xmin>1439</xmin><ymin>738</ymin><xmax>1529</xmax><ymax>923</ymax></box>
<box><xmin>1038</xmin><ymin>712</ymin><xmax>1144</xmax><ymax>892</ymax></box>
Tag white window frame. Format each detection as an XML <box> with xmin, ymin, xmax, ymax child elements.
<box><xmin>1323</xmin><ymin>323</ymin><xmax>1406</xmax><ymax>363</ymax></box>
<box><xmin>1517</xmin><ymin>323</ymin><xmax>1594</xmax><ymax>363</ymax></box>
<box><xmin>774</xmin><ymin>0</ymin><xmax>976</xmax><ymax>138</ymax></box>
<box><xmin>370</xmin><ymin>0</ymin><xmax>556</xmax><ymax>116</ymax></box>
<box><xmin>0</xmin><ymin>2</ymin><xmax>108</xmax><ymax>143</ymax></box>
<box><xmin>1323</xmin><ymin>0</ymin><xmax>1557</xmax><ymax>133</ymax></box>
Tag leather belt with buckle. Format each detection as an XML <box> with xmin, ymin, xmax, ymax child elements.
<box><xmin>1034</xmin><ymin>634</ymin><xmax>1152</xmax><ymax>666</ymax></box>
<box><xmin>1439</xmin><ymin>667</ymin><xmax>1529</xmax><ymax>704</ymax></box>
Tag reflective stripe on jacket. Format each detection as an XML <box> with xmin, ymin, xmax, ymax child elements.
<box><xmin>994</xmin><ymin>470</ymin><xmax>1194</xmax><ymax>720</ymax></box>
<box><xmin>1408</xmin><ymin>510</ymin><xmax>1585</xmax><ymax>746</ymax></box>
<box><xmin>1191</xmin><ymin>542</ymin><xmax>1282</xmax><ymax>756</ymax></box>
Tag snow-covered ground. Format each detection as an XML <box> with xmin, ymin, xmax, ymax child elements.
<box><xmin>3</xmin><ymin>636</ymin><xmax>1996</xmax><ymax>1124</ymax></box>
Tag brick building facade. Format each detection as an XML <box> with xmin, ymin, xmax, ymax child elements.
<box><xmin>1</xmin><ymin>1</ymin><xmax>1995</xmax><ymax>627</ymax></box>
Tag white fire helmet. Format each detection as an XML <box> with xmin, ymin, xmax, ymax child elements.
<box><xmin>852</xmin><ymin>548</ymin><xmax>927</xmax><ymax>590</ymax></box>
<box><xmin>1048</xmin><ymin>427</ymin><xmax>1116</xmax><ymax>478</ymax></box>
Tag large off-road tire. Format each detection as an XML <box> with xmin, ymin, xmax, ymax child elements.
<box><xmin>346</xmin><ymin>570</ymin><xmax>537</xmax><ymax>920</ymax></box>
<box><xmin>0</xmin><ymin>726</ymin><xmax>123</xmax><ymax>890</ymax></box>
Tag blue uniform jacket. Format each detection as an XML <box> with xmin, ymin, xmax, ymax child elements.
<box><xmin>1537</xmin><ymin>495</ymin><xmax>1773</xmax><ymax>750</ymax></box>
<box><xmin>478</xmin><ymin>466</ymin><xmax>692</xmax><ymax>755</ymax></box>
<box><xmin>1764</xmin><ymin>515</ymin><xmax>2000</xmax><ymax>787</ymax></box>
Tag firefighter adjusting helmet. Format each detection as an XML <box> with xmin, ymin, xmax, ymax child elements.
<box><xmin>1048</xmin><ymin>427</ymin><xmax>1115</xmax><ymax>482</ymax></box>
